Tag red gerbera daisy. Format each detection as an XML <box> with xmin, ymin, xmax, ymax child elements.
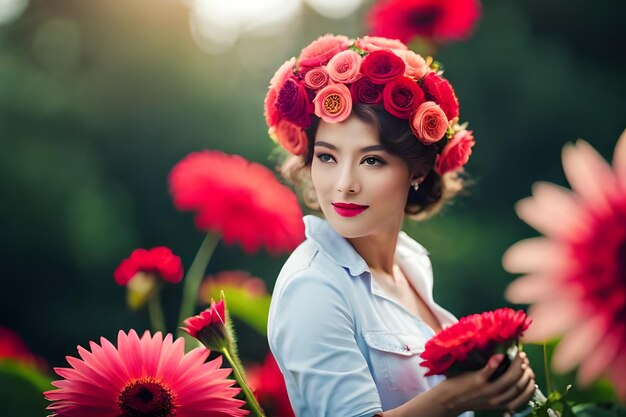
<box><xmin>367</xmin><ymin>0</ymin><xmax>481</xmax><ymax>44</ymax></box>
<box><xmin>247</xmin><ymin>352</ymin><xmax>295</xmax><ymax>417</ymax></box>
<box><xmin>44</xmin><ymin>330</ymin><xmax>248</xmax><ymax>417</ymax></box>
<box><xmin>168</xmin><ymin>151</ymin><xmax>305</xmax><ymax>255</ymax></box>
<box><xmin>504</xmin><ymin>130</ymin><xmax>626</xmax><ymax>399</ymax></box>
<box><xmin>114</xmin><ymin>246</ymin><xmax>184</xmax><ymax>286</ymax></box>
<box><xmin>420</xmin><ymin>308</ymin><xmax>531</xmax><ymax>377</ymax></box>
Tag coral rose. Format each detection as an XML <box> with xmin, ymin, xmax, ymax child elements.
<box><xmin>382</xmin><ymin>76</ymin><xmax>425</xmax><ymax>119</ymax></box>
<box><xmin>326</xmin><ymin>50</ymin><xmax>362</xmax><ymax>84</ymax></box>
<box><xmin>313</xmin><ymin>83</ymin><xmax>353</xmax><ymax>123</ymax></box>
<box><xmin>435</xmin><ymin>129</ymin><xmax>475</xmax><ymax>175</ymax></box>
<box><xmin>304</xmin><ymin>67</ymin><xmax>330</xmax><ymax>90</ymax></box>
<box><xmin>410</xmin><ymin>101</ymin><xmax>448</xmax><ymax>144</ymax></box>
<box><xmin>350</xmin><ymin>76</ymin><xmax>383</xmax><ymax>106</ymax></box>
<box><xmin>421</xmin><ymin>72</ymin><xmax>459</xmax><ymax>120</ymax></box>
<box><xmin>273</xmin><ymin>120</ymin><xmax>308</xmax><ymax>156</ymax></box>
<box><xmin>276</xmin><ymin>77</ymin><xmax>313</xmax><ymax>128</ymax></box>
<box><xmin>393</xmin><ymin>49</ymin><xmax>430</xmax><ymax>79</ymax></box>
<box><xmin>361</xmin><ymin>49</ymin><xmax>406</xmax><ymax>84</ymax></box>
<box><xmin>298</xmin><ymin>34</ymin><xmax>351</xmax><ymax>71</ymax></box>
<box><xmin>354</xmin><ymin>35</ymin><xmax>408</xmax><ymax>52</ymax></box>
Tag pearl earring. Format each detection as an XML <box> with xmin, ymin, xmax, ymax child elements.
<box><xmin>411</xmin><ymin>180</ymin><xmax>419</xmax><ymax>191</ymax></box>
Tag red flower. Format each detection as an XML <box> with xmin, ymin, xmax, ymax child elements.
<box><xmin>247</xmin><ymin>352</ymin><xmax>295</xmax><ymax>417</ymax></box>
<box><xmin>421</xmin><ymin>72</ymin><xmax>459</xmax><ymax>120</ymax></box>
<box><xmin>435</xmin><ymin>129</ymin><xmax>475</xmax><ymax>175</ymax></box>
<box><xmin>420</xmin><ymin>308</ymin><xmax>531</xmax><ymax>377</ymax></box>
<box><xmin>272</xmin><ymin>119</ymin><xmax>309</xmax><ymax>156</ymax></box>
<box><xmin>367</xmin><ymin>0</ymin><xmax>481</xmax><ymax>44</ymax></box>
<box><xmin>183</xmin><ymin>298</ymin><xmax>231</xmax><ymax>351</ymax></box>
<box><xmin>350</xmin><ymin>76</ymin><xmax>384</xmax><ymax>106</ymax></box>
<box><xmin>276</xmin><ymin>77</ymin><xmax>313</xmax><ymax>129</ymax></box>
<box><xmin>0</xmin><ymin>327</ymin><xmax>45</xmax><ymax>370</ymax></box>
<box><xmin>265</xmin><ymin>58</ymin><xmax>296</xmax><ymax>128</ymax></box>
<box><xmin>382</xmin><ymin>76</ymin><xmax>425</xmax><ymax>119</ymax></box>
<box><xmin>114</xmin><ymin>246</ymin><xmax>183</xmax><ymax>286</ymax></box>
<box><xmin>360</xmin><ymin>49</ymin><xmax>406</xmax><ymax>85</ymax></box>
<box><xmin>168</xmin><ymin>151</ymin><xmax>305</xmax><ymax>255</ymax></box>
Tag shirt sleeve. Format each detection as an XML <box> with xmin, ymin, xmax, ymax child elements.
<box><xmin>269</xmin><ymin>272</ymin><xmax>383</xmax><ymax>417</ymax></box>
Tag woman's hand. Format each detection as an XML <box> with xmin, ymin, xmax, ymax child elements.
<box><xmin>438</xmin><ymin>351</ymin><xmax>536</xmax><ymax>415</ymax></box>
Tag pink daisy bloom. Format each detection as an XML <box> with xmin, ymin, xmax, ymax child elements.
<box><xmin>45</xmin><ymin>330</ymin><xmax>248</xmax><ymax>417</ymax></box>
<box><xmin>503</xmin><ymin>129</ymin><xmax>626</xmax><ymax>400</ymax></box>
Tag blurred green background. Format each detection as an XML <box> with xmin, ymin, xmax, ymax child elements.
<box><xmin>0</xmin><ymin>0</ymin><xmax>624</xmax><ymax>415</ymax></box>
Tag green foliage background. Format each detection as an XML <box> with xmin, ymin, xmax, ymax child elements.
<box><xmin>0</xmin><ymin>0</ymin><xmax>624</xmax><ymax>415</ymax></box>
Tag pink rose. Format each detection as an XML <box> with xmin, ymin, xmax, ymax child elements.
<box><xmin>393</xmin><ymin>49</ymin><xmax>430</xmax><ymax>79</ymax></box>
<box><xmin>272</xmin><ymin>120</ymin><xmax>309</xmax><ymax>156</ymax></box>
<box><xmin>326</xmin><ymin>50</ymin><xmax>362</xmax><ymax>84</ymax></box>
<box><xmin>276</xmin><ymin>77</ymin><xmax>313</xmax><ymax>128</ymax></box>
<box><xmin>313</xmin><ymin>83</ymin><xmax>353</xmax><ymax>123</ymax></box>
<box><xmin>410</xmin><ymin>101</ymin><xmax>448</xmax><ymax>144</ymax></box>
<box><xmin>298</xmin><ymin>34</ymin><xmax>352</xmax><ymax>71</ymax></box>
<box><xmin>382</xmin><ymin>76</ymin><xmax>425</xmax><ymax>119</ymax></box>
<box><xmin>360</xmin><ymin>49</ymin><xmax>405</xmax><ymax>84</ymax></box>
<box><xmin>435</xmin><ymin>129</ymin><xmax>475</xmax><ymax>175</ymax></box>
<box><xmin>350</xmin><ymin>76</ymin><xmax>383</xmax><ymax>106</ymax></box>
<box><xmin>270</xmin><ymin>57</ymin><xmax>296</xmax><ymax>89</ymax></box>
<box><xmin>354</xmin><ymin>35</ymin><xmax>408</xmax><ymax>53</ymax></box>
<box><xmin>304</xmin><ymin>67</ymin><xmax>330</xmax><ymax>90</ymax></box>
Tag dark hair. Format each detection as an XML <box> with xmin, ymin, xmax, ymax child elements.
<box><xmin>279</xmin><ymin>103</ymin><xmax>463</xmax><ymax>220</ymax></box>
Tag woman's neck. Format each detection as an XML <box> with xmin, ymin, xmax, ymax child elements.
<box><xmin>347</xmin><ymin>227</ymin><xmax>400</xmax><ymax>275</ymax></box>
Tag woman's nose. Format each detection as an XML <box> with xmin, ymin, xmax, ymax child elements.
<box><xmin>336</xmin><ymin>166</ymin><xmax>360</xmax><ymax>194</ymax></box>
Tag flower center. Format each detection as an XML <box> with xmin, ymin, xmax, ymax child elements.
<box><xmin>119</xmin><ymin>377</ymin><xmax>175</xmax><ymax>417</ymax></box>
<box><xmin>324</xmin><ymin>94</ymin><xmax>342</xmax><ymax>114</ymax></box>
<box><xmin>409</xmin><ymin>7</ymin><xmax>440</xmax><ymax>31</ymax></box>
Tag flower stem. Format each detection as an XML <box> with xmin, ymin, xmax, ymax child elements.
<box><xmin>177</xmin><ymin>232</ymin><xmax>220</xmax><ymax>345</ymax></box>
<box><xmin>148</xmin><ymin>289</ymin><xmax>166</xmax><ymax>333</ymax></box>
<box><xmin>543</xmin><ymin>342</ymin><xmax>553</xmax><ymax>394</ymax></box>
<box><xmin>221</xmin><ymin>347</ymin><xmax>266</xmax><ymax>417</ymax></box>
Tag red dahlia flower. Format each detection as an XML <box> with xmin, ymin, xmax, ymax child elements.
<box><xmin>168</xmin><ymin>151</ymin><xmax>305</xmax><ymax>255</ymax></box>
<box><xmin>420</xmin><ymin>308</ymin><xmax>531</xmax><ymax>377</ymax></box>
<box><xmin>367</xmin><ymin>0</ymin><xmax>481</xmax><ymax>44</ymax></box>
<box><xmin>44</xmin><ymin>330</ymin><xmax>248</xmax><ymax>417</ymax></box>
<box><xmin>248</xmin><ymin>352</ymin><xmax>295</xmax><ymax>417</ymax></box>
<box><xmin>504</xmin><ymin>130</ymin><xmax>626</xmax><ymax>399</ymax></box>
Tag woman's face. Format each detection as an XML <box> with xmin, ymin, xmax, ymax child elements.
<box><xmin>311</xmin><ymin>114</ymin><xmax>414</xmax><ymax>239</ymax></box>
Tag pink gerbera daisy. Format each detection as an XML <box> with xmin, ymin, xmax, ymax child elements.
<box><xmin>44</xmin><ymin>330</ymin><xmax>248</xmax><ymax>417</ymax></box>
<box><xmin>503</xmin><ymin>129</ymin><xmax>626</xmax><ymax>400</ymax></box>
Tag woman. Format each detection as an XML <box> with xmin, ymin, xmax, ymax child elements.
<box><xmin>265</xmin><ymin>34</ymin><xmax>536</xmax><ymax>417</ymax></box>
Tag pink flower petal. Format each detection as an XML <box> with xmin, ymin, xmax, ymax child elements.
<box><xmin>505</xmin><ymin>273</ymin><xmax>560</xmax><ymax>304</ymax></box>
<box><xmin>562</xmin><ymin>140</ymin><xmax>618</xmax><ymax>211</ymax></box>
<box><xmin>614</xmin><ymin>128</ymin><xmax>626</xmax><ymax>189</ymax></box>
<box><xmin>523</xmin><ymin>300</ymin><xmax>579</xmax><ymax>342</ymax></box>
<box><xmin>577</xmin><ymin>323</ymin><xmax>624</xmax><ymax>387</ymax></box>
<box><xmin>552</xmin><ymin>315</ymin><xmax>606</xmax><ymax>373</ymax></box>
<box><xmin>502</xmin><ymin>238</ymin><xmax>568</xmax><ymax>274</ymax></box>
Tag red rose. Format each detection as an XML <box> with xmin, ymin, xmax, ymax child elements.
<box><xmin>360</xmin><ymin>50</ymin><xmax>405</xmax><ymax>85</ymax></box>
<box><xmin>382</xmin><ymin>76</ymin><xmax>425</xmax><ymax>119</ymax></box>
<box><xmin>421</xmin><ymin>72</ymin><xmax>459</xmax><ymax>120</ymax></box>
<box><xmin>276</xmin><ymin>77</ymin><xmax>313</xmax><ymax>129</ymax></box>
<box><xmin>435</xmin><ymin>129</ymin><xmax>475</xmax><ymax>175</ymax></box>
<box><xmin>410</xmin><ymin>101</ymin><xmax>448</xmax><ymax>144</ymax></box>
<box><xmin>264</xmin><ymin>58</ymin><xmax>296</xmax><ymax>128</ymax></box>
<box><xmin>350</xmin><ymin>76</ymin><xmax>383</xmax><ymax>106</ymax></box>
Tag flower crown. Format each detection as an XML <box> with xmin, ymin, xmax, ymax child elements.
<box><xmin>264</xmin><ymin>34</ymin><xmax>475</xmax><ymax>175</ymax></box>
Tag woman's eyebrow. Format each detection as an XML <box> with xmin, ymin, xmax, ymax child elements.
<box><xmin>314</xmin><ymin>141</ymin><xmax>386</xmax><ymax>153</ymax></box>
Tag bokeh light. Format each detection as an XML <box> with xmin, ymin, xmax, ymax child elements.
<box><xmin>0</xmin><ymin>0</ymin><xmax>28</xmax><ymax>25</ymax></box>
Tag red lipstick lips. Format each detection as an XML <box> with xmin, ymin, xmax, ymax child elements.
<box><xmin>332</xmin><ymin>202</ymin><xmax>368</xmax><ymax>217</ymax></box>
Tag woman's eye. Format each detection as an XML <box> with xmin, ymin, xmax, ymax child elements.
<box><xmin>317</xmin><ymin>153</ymin><xmax>334</xmax><ymax>163</ymax></box>
<box><xmin>363</xmin><ymin>157</ymin><xmax>384</xmax><ymax>166</ymax></box>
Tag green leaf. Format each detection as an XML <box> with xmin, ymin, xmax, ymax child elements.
<box><xmin>571</xmin><ymin>403</ymin><xmax>626</xmax><ymax>417</ymax></box>
<box><xmin>0</xmin><ymin>359</ymin><xmax>53</xmax><ymax>417</ymax></box>
<box><xmin>205</xmin><ymin>286</ymin><xmax>271</xmax><ymax>337</ymax></box>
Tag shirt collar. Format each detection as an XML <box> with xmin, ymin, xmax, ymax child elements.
<box><xmin>303</xmin><ymin>215</ymin><xmax>429</xmax><ymax>277</ymax></box>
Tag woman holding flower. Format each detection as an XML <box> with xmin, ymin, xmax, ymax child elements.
<box><xmin>265</xmin><ymin>34</ymin><xmax>536</xmax><ymax>417</ymax></box>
